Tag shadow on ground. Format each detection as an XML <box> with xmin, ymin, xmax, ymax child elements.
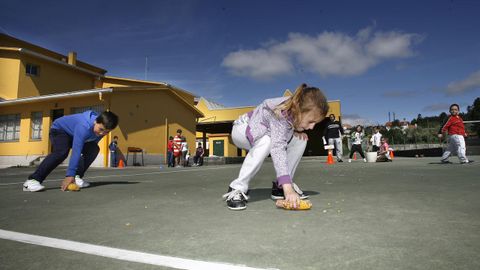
<box><xmin>43</xmin><ymin>181</ymin><xmax>139</xmax><ymax>191</ymax></box>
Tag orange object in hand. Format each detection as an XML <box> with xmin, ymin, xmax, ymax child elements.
<box><xmin>275</xmin><ymin>199</ymin><xmax>312</xmax><ymax>210</ymax></box>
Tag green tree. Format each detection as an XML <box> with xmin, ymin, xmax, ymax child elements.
<box><xmin>466</xmin><ymin>97</ymin><xmax>480</xmax><ymax>137</ymax></box>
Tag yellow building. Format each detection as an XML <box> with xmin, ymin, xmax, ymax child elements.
<box><xmin>195</xmin><ymin>97</ymin><xmax>254</xmax><ymax>157</ymax></box>
<box><xmin>0</xmin><ymin>33</ymin><xmax>203</xmax><ymax>167</ymax></box>
<box><xmin>195</xmin><ymin>94</ymin><xmax>342</xmax><ymax>157</ymax></box>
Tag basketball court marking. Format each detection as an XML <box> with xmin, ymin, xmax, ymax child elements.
<box><xmin>0</xmin><ymin>229</ymin><xmax>277</xmax><ymax>270</ymax></box>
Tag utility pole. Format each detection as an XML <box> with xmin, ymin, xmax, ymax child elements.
<box><xmin>145</xmin><ymin>56</ymin><xmax>148</xmax><ymax>80</ymax></box>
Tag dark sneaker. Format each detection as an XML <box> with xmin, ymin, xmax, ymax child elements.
<box><xmin>440</xmin><ymin>160</ymin><xmax>453</xmax><ymax>164</ymax></box>
<box><xmin>337</xmin><ymin>159</ymin><xmax>344</xmax><ymax>162</ymax></box>
<box><xmin>222</xmin><ymin>187</ymin><xmax>248</xmax><ymax>210</ymax></box>
<box><xmin>271</xmin><ymin>181</ymin><xmax>309</xmax><ymax>200</ymax></box>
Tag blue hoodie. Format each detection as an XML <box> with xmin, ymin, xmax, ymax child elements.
<box><xmin>51</xmin><ymin>111</ymin><xmax>103</xmax><ymax>177</ymax></box>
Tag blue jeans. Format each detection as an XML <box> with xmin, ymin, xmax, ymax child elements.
<box><xmin>167</xmin><ymin>151</ymin><xmax>174</xmax><ymax>167</ymax></box>
<box><xmin>110</xmin><ymin>151</ymin><xmax>117</xmax><ymax>167</ymax></box>
<box><xmin>29</xmin><ymin>129</ymin><xmax>99</xmax><ymax>182</ymax></box>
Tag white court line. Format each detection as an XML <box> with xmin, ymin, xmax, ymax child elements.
<box><xmin>0</xmin><ymin>229</ymin><xmax>277</xmax><ymax>270</ymax></box>
<box><xmin>0</xmin><ymin>166</ymin><xmax>237</xmax><ymax>186</ymax></box>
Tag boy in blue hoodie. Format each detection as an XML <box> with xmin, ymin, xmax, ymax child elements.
<box><xmin>23</xmin><ymin>110</ymin><xmax>119</xmax><ymax>192</ymax></box>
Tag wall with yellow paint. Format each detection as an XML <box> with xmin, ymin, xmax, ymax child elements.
<box><xmin>0</xmin><ymin>95</ymin><xmax>111</xmax><ymax>166</ymax></box>
<box><xmin>102</xmin><ymin>77</ymin><xmax>196</xmax><ymax>106</ymax></box>
<box><xmin>197</xmin><ymin>98</ymin><xmax>254</xmax><ymax>123</ymax></box>
<box><xmin>207</xmin><ymin>134</ymin><xmax>237</xmax><ymax>157</ymax></box>
<box><xmin>0</xmin><ymin>50</ymin><xmax>21</xmax><ymax>99</ymax></box>
<box><xmin>327</xmin><ymin>100</ymin><xmax>342</xmax><ymax>119</ymax></box>
<box><xmin>17</xmin><ymin>54</ymin><xmax>95</xmax><ymax>98</ymax></box>
<box><xmin>109</xmin><ymin>90</ymin><xmax>198</xmax><ymax>160</ymax></box>
<box><xmin>1</xmin><ymin>33</ymin><xmax>106</xmax><ymax>75</ymax></box>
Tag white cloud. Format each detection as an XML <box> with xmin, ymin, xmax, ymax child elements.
<box><xmin>342</xmin><ymin>113</ymin><xmax>377</xmax><ymax>127</ymax></box>
<box><xmin>422</xmin><ymin>103</ymin><xmax>451</xmax><ymax>112</ymax></box>
<box><xmin>222</xmin><ymin>26</ymin><xmax>422</xmax><ymax>80</ymax></box>
<box><xmin>444</xmin><ymin>70</ymin><xmax>480</xmax><ymax>95</ymax></box>
<box><xmin>221</xmin><ymin>49</ymin><xmax>292</xmax><ymax>80</ymax></box>
<box><xmin>422</xmin><ymin>102</ymin><xmax>468</xmax><ymax>112</ymax></box>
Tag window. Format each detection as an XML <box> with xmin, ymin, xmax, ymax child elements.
<box><xmin>0</xmin><ymin>114</ymin><xmax>21</xmax><ymax>141</ymax></box>
<box><xmin>26</xmin><ymin>63</ymin><xmax>40</xmax><ymax>76</ymax></box>
<box><xmin>31</xmin><ymin>112</ymin><xmax>43</xmax><ymax>140</ymax></box>
<box><xmin>71</xmin><ymin>105</ymin><xmax>105</xmax><ymax>115</ymax></box>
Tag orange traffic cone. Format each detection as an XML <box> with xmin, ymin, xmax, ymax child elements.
<box><xmin>327</xmin><ymin>150</ymin><xmax>335</xmax><ymax>165</ymax></box>
<box><xmin>353</xmin><ymin>152</ymin><xmax>357</xmax><ymax>160</ymax></box>
<box><xmin>389</xmin><ymin>150</ymin><xmax>394</xmax><ymax>160</ymax></box>
<box><xmin>118</xmin><ymin>159</ymin><xmax>125</xmax><ymax>168</ymax></box>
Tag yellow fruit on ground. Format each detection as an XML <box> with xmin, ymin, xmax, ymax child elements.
<box><xmin>67</xmin><ymin>183</ymin><xmax>80</xmax><ymax>191</ymax></box>
<box><xmin>275</xmin><ymin>199</ymin><xmax>312</xmax><ymax>210</ymax></box>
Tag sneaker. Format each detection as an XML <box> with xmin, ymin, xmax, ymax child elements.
<box><xmin>75</xmin><ymin>175</ymin><xmax>90</xmax><ymax>188</ymax></box>
<box><xmin>363</xmin><ymin>158</ymin><xmax>367</xmax><ymax>163</ymax></box>
<box><xmin>440</xmin><ymin>160</ymin><xmax>453</xmax><ymax>164</ymax></box>
<box><xmin>337</xmin><ymin>159</ymin><xmax>344</xmax><ymax>162</ymax></box>
<box><xmin>348</xmin><ymin>159</ymin><xmax>352</xmax><ymax>163</ymax></box>
<box><xmin>23</xmin><ymin>179</ymin><xmax>45</xmax><ymax>192</ymax></box>
<box><xmin>271</xmin><ymin>182</ymin><xmax>309</xmax><ymax>200</ymax></box>
<box><xmin>460</xmin><ymin>160</ymin><xmax>474</xmax><ymax>164</ymax></box>
<box><xmin>223</xmin><ymin>187</ymin><xmax>248</xmax><ymax>210</ymax></box>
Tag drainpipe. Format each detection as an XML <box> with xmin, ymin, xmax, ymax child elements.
<box><xmin>165</xmin><ymin>118</ymin><xmax>168</xmax><ymax>165</ymax></box>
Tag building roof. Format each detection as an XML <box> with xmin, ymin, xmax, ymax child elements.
<box><xmin>0</xmin><ymin>88</ymin><xmax>113</xmax><ymax>106</ymax></box>
<box><xmin>197</xmin><ymin>97</ymin><xmax>254</xmax><ymax>110</ymax></box>
<box><xmin>202</xmin><ymin>98</ymin><xmax>227</xmax><ymax>110</ymax></box>
<box><xmin>104</xmin><ymin>76</ymin><xmax>196</xmax><ymax>97</ymax></box>
<box><xmin>0</xmin><ymin>33</ymin><xmax>107</xmax><ymax>75</ymax></box>
<box><xmin>0</xmin><ymin>87</ymin><xmax>204</xmax><ymax>117</ymax></box>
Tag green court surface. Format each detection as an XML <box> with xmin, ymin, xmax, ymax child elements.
<box><xmin>1</xmin><ymin>157</ymin><xmax>479</xmax><ymax>270</ymax></box>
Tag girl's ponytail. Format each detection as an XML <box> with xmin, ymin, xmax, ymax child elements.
<box><xmin>275</xmin><ymin>83</ymin><xmax>329</xmax><ymax>127</ymax></box>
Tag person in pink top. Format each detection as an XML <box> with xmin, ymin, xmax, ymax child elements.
<box><xmin>222</xmin><ymin>84</ymin><xmax>329</xmax><ymax>210</ymax></box>
<box><xmin>376</xmin><ymin>137</ymin><xmax>392</xmax><ymax>162</ymax></box>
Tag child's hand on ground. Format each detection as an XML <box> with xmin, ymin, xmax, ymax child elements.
<box><xmin>61</xmin><ymin>176</ymin><xmax>75</xmax><ymax>191</ymax></box>
<box><xmin>294</xmin><ymin>132</ymin><xmax>308</xmax><ymax>141</ymax></box>
<box><xmin>282</xmin><ymin>184</ymin><xmax>300</xmax><ymax>209</ymax></box>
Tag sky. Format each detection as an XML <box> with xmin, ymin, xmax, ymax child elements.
<box><xmin>1</xmin><ymin>0</ymin><xmax>479</xmax><ymax>126</ymax></box>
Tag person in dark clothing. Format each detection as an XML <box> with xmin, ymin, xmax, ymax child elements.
<box><xmin>323</xmin><ymin>114</ymin><xmax>345</xmax><ymax>162</ymax></box>
<box><xmin>349</xmin><ymin>125</ymin><xmax>366</xmax><ymax>163</ymax></box>
<box><xmin>193</xmin><ymin>142</ymin><xmax>205</xmax><ymax>166</ymax></box>
<box><xmin>109</xmin><ymin>136</ymin><xmax>119</xmax><ymax>167</ymax></box>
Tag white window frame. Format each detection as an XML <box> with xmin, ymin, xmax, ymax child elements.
<box><xmin>0</xmin><ymin>114</ymin><xmax>21</xmax><ymax>142</ymax></box>
<box><xmin>30</xmin><ymin>111</ymin><xmax>43</xmax><ymax>140</ymax></box>
<box><xmin>71</xmin><ymin>105</ymin><xmax>105</xmax><ymax>115</ymax></box>
<box><xmin>26</xmin><ymin>63</ymin><xmax>40</xmax><ymax>76</ymax></box>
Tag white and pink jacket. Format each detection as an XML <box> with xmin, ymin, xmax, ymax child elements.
<box><xmin>243</xmin><ymin>97</ymin><xmax>295</xmax><ymax>186</ymax></box>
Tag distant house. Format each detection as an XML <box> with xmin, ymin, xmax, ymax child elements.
<box><xmin>400</xmin><ymin>119</ymin><xmax>410</xmax><ymax>130</ymax></box>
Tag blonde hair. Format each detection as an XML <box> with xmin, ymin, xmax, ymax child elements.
<box><xmin>275</xmin><ymin>83</ymin><xmax>329</xmax><ymax>127</ymax></box>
